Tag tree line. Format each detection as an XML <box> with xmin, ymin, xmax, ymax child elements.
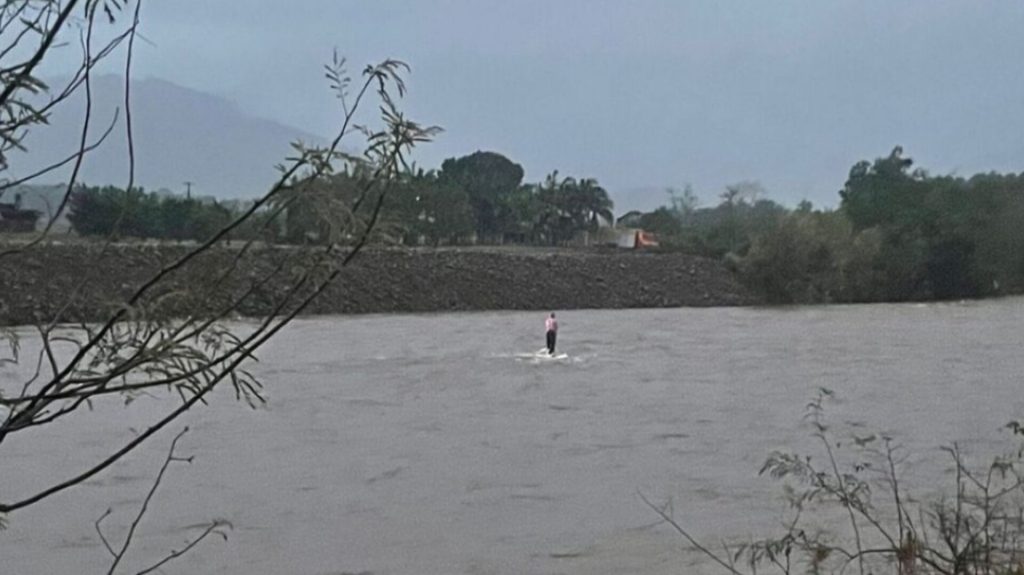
<box><xmin>66</xmin><ymin>185</ymin><xmax>284</xmax><ymax>243</ymax></box>
<box><xmin>626</xmin><ymin>147</ymin><xmax>1024</xmax><ymax>303</ymax></box>
<box><xmin>65</xmin><ymin>146</ymin><xmax>1024</xmax><ymax>303</ymax></box>
<box><xmin>66</xmin><ymin>151</ymin><xmax>615</xmax><ymax>247</ymax></box>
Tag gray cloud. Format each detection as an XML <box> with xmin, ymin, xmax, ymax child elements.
<box><xmin>47</xmin><ymin>1</ymin><xmax>1024</xmax><ymax>210</ymax></box>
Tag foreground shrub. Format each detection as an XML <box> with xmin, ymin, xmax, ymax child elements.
<box><xmin>646</xmin><ymin>389</ymin><xmax>1024</xmax><ymax>575</ymax></box>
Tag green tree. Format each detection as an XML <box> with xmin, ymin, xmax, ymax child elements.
<box><xmin>282</xmin><ymin>171</ymin><xmax>365</xmax><ymax>245</ymax></box>
<box><xmin>418</xmin><ymin>180</ymin><xmax>474</xmax><ymax>245</ymax></box>
<box><xmin>231</xmin><ymin>205</ymin><xmax>283</xmax><ymax>244</ymax></box>
<box><xmin>67</xmin><ymin>186</ymin><xmax>125</xmax><ymax>237</ymax></box>
<box><xmin>638</xmin><ymin>207</ymin><xmax>682</xmax><ymax>236</ymax></box>
<box><xmin>575</xmin><ymin>177</ymin><xmax>614</xmax><ymax>231</ymax></box>
<box><xmin>839</xmin><ymin>147</ymin><xmax>989</xmax><ymax>299</ymax></box>
<box><xmin>970</xmin><ymin>173</ymin><xmax>1024</xmax><ymax>292</ymax></box>
<box><xmin>439</xmin><ymin>151</ymin><xmax>524</xmax><ymax>242</ymax></box>
<box><xmin>67</xmin><ymin>185</ymin><xmax>163</xmax><ymax>239</ymax></box>
<box><xmin>500</xmin><ymin>184</ymin><xmax>546</xmax><ymax>243</ymax></box>
<box><xmin>159</xmin><ymin>196</ymin><xmax>200</xmax><ymax>241</ymax></box>
<box><xmin>531</xmin><ymin>172</ymin><xmax>615</xmax><ymax>244</ymax></box>
<box><xmin>190</xmin><ymin>201</ymin><xmax>234</xmax><ymax>243</ymax></box>
<box><xmin>739</xmin><ymin>209</ymin><xmax>860</xmax><ymax>303</ymax></box>
<box><xmin>840</xmin><ymin>146</ymin><xmax>925</xmax><ymax>232</ymax></box>
<box><xmin>387</xmin><ymin>170</ymin><xmax>474</xmax><ymax>245</ymax></box>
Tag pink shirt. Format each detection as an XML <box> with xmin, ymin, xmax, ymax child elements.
<box><xmin>545</xmin><ymin>317</ymin><xmax>558</xmax><ymax>333</ymax></box>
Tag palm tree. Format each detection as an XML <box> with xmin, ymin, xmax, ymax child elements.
<box><xmin>528</xmin><ymin>172</ymin><xmax>615</xmax><ymax>245</ymax></box>
<box><xmin>531</xmin><ymin>172</ymin><xmax>570</xmax><ymax>245</ymax></box>
<box><xmin>576</xmin><ymin>178</ymin><xmax>614</xmax><ymax>231</ymax></box>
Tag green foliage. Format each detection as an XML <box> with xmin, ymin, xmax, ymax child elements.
<box><xmin>833</xmin><ymin>147</ymin><xmax>1024</xmax><ymax>301</ymax></box>
<box><xmin>439</xmin><ymin>151</ymin><xmax>525</xmax><ymax>241</ymax></box>
<box><xmin>67</xmin><ymin>186</ymin><xmax>130</xmax><ymax>237</ymax></box>
<box><xmin>840</xmin><ymin>146</ymin><xmax>924</xmax><ymax>232</ymax></box>
<box><xmin>275</xmin><ymin>151</ymin><xmax>616</xmax><ymax>247</ymax></box>
<box><xmin>67</xmin><ymin>146</ymin><xmax>1024</xmax><ymax>307</ymax></box>
<box><xmin>638</xmin><ymin>207</ymin><xmax>683</xmax><ymax>236</ymax></box>
<box><xmin>739</xmin><ymin>209</ymin><xmax>862</xmax><ymax>303</ymax></box>
<box><xmin>280</xmin><ymin>155</ymin><xmax>618</xmax><ymax>247</ymax></box>
<box><xmin>532</xmin><ymin>172</ymin><xmax>615</xmax><ymax>245</ymax></box>
<box><xmin>281</xmin><ymin>172</ymin><xmax>362</xmax><ymax>245</ymax></box>
<box><xmin>625</xmin><ymin>148</ymin><xmax>1024</xmax><ymax>304</ymax></box>
<box><xmin>386</xmin><ymin>169</ymin><xmax>475</xmax><ymax>246</ymax></box>
<box><xmin>67</xmin><ymin>186</ymin><xmax>277</xmax><ymax>243</ymax></box>
<box><xmin>653</xmin><ymin>390</ymin><xmax>1024</xmax><ymax>575</ymax></box>
<box><xmin>637</xmin><ymin>185</ymin><xmax>787</xmax><ymax>257</ymax></box>
<box><xmin>413</xmin><ymin>181</ymin><xmax>475</xmax><ymax>246</ymax></box>
<box><xmin>62</xmin><ymin>152</ymin><xmax>612</xmax><ymax>251</ymax></box>
<box><xmin>500</xmin><ymin>184</ymin><xmax>548</xmax><ymax>244</ymax></box>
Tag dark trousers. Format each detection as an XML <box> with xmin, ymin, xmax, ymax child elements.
<box><xmin>546</xmin><ymin>330</ymin><xmax>557</xmax><ymax>354</ymax></box>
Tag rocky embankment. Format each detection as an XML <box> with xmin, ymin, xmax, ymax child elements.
<box><xmin>0</xmin><ymin>243</ymin><xmax>761</xmax><ymax>326</ymax></box>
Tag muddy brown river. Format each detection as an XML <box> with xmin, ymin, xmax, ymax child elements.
<box><xmin>3</xmin><ymin>299</ymin><xmax>1024</xmax><ymax>574</ymax></box>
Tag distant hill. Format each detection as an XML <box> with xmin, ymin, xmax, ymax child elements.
<box><xmin>5</xmin><ymin>75</ymin><xmax>326</xmax><ymax>199</ymax></box>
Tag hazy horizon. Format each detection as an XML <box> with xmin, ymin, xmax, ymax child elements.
<box><xmin>27</xmin><ymin>1</ymin><xmax>1024</xmax><ymax>212</ymax></box>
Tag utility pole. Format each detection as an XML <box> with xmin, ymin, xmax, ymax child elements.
<box><xmin>184</xmin><ymin>181</ymin><xmax>193</xmax><ymax>199</ymax></box>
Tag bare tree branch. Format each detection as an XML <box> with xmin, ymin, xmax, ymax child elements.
<box><xmin>638</xmin><ymin>490</ymin><xmax>745</xmax><ymax>575</ymax></box>
<box><xmin>0</xmin><ymin>108</ymin><xmax>118</xmax><ymax>192</ymax></box>
<box><xmin>133</xmin><ymin>520</ymin><xmax>229</xmax><ymax>575</ymax></box>
<box><xmin>105</xmin><ymin>426</ymin><xmax>190</xmax><ymax>575</ymax></box>
<box><xmin>0</xmin><ymin>1</ymin><xmax>141</xmax><ymax>260</ymax></box>
<box><xmin>0</xmin><ymin>0</ymin><xmax>78</xmax><ymax>110</ymax></box>
<box><xmin>94</xmin><ymin>507</ymin><xmax>117</xmax><ymax>558</ymax></box>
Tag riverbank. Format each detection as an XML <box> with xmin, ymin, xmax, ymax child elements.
<box><xmin>0</xmin><ymin>242</ymin><xmax>761</xmax><ymax>326</ymax></box>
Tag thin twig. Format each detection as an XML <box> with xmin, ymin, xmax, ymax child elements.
<box><xmin>94</xmin><ymin>508</ymin><xmax>116</xmax><ymax>558</ymax></box>
<box><xmin>106</xmin><ymin>426</ymin><xmax>191</xmax><ymax>575</ymax></box>
<box><xmin>638</xmin><ymin>490</ymin><xmax>746</xmax><ymax>575</ymax></box>
<box><xmin>133</xmin><ymin>520</ymin><xmax>229</xmax><ymax>575</ymax></box>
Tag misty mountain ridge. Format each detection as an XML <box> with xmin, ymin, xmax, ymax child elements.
<box><xmin>7</xmin><ymin>75</ymin><xmax>326</xmax><ymax>199</ymax></box>
<box><xmin>5</xmin><ymin>75</ymin><xmax>686</xmax><ymax>215</ymax></box>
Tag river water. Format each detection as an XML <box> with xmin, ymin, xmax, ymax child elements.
<box><xmin>3</xmin><ymin>299</ymin><xmax>1024</xmax><ymax>574</ymax></box>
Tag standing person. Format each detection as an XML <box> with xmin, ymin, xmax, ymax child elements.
<box><xmin>545</xmin><ymin>312</ymin><xmax>558</xmax><ymax>355</ymax></box>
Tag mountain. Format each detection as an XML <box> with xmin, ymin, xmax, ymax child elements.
<box><xmin>7</xmin><ymin>75</ymin><xmax>326</xmax><ymax>199</ymax></box>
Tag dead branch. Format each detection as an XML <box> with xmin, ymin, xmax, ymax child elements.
<box><xmin>104</xmin><ymin>426</ymin><xmax>191</xmax><ymax>574</ymax></box>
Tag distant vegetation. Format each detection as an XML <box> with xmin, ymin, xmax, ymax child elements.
<box><xmin>63</xmin><ymin>146</ymin><xmax>1024</xmax><ymax>304</ymax></box>
<box><xmin>616</xmin><ymin>147</ymin><xmax>1024</xmax><ymax>304</ymax></box>
<box><xmin>739</xmin><ymin>147</ymin><xmax>1024</xmax><ymax>303</ymax></box>
<box><xmin>65</xmin><ymin>150</ymin><xmax>616</xmax><ymax>247</ymax></box>
<box><xmin>66</xmin><ymin>185</ymin><xmax>275</xmax><ymax>243</ymax></box>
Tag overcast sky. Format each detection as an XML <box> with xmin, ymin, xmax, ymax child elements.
<box><xmin>49</xmin><ymin>1</ymin><xmax>1024</xmax><ymax>209</ymax></box>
